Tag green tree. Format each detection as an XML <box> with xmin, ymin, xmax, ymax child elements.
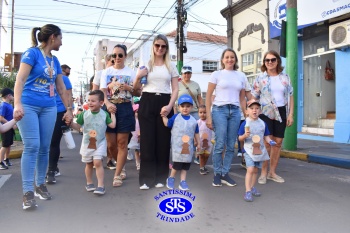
<box><xmin>0</xmin><ymin>72</ymin><xmax>16</xmax><ymax>90</ymax></box>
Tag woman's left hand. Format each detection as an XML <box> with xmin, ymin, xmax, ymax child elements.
<box><xmin>160</xmin><ymin>105</ymin><xmax>171</xmax><ymax>117</ymax></box>
<box><xmin>287</xmin><ymin>114</ymin><xmax>294</xmax><ymax>127</ymax></box>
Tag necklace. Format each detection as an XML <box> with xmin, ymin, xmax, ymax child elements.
<box><xmin>39</xmin><ymin>47</ymin><xmax>54</xmax><ymax>79</ymax></box>
<box><xmin>39</xmin><ymin>47</ymin><xmax>55</xmax><ymax>97</ymax></box>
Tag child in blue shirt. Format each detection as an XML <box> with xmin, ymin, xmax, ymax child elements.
<box><xmin>162</xmin><ymin>94</ymin><xmax>200</xmax><ymax>191</ymax></box>
<box><xmin>238</xmin><ymin>101</ymin><xmax>276</xmax><ymax>202</ymax></box>
<box><xmin>0</xmin><ymin>88</ymin><xmax>17</xmax><ymax>169</ymax></box>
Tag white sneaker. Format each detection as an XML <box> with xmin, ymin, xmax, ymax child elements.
<box><xmin>237</xmin><ymin>152</ymin><xmax>242</xmax><ymax>157</ymax></box>
<box><xmin>155</xmin><ymin>183</ymin><xmax>164</xmax><ymax>188</ymax></box>
<box><xmin>127</xmin><ymin>150</ymin><xmax>134</xmax><ymax>160</ymax></box>
<box><xmin>140</xmin><ymin>184</ymin><xmax>149</xmax><ymax>190</ymax></box>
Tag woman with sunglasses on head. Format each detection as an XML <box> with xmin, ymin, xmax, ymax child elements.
<box><xmin>13</xmin><ymin>24</ymin><xmax>73</xmax><ymax>210</ymax></box>
<box><xmin>100</xmin><ymin>44</ymin><xmax>142</xmax><ymax>187</ymax></box>
<box><xmin>206</xmin><ymin>48</ymin><xmax>248</xmax><ymax>187</ymax></box>
<box><xmin>92</xmin><ymin>54</ymin><xmax>116</xmax><ymax>169</ymax></box>
<box><xmin>251</xmin><ymin>50</ymin><xmax>294</xmax><ymax>185</ymax></box>
<box><xmin>136</xmin><ymin>34</ymin><xmax>179</xmax><ymax>190</ymax></box>
<box><xmin>92</xmin><ymin>54</ymin><xmax>114</xmax><ymax>91</ymax></box>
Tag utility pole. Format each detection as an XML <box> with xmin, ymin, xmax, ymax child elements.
<box><xmin>176</xmin><ymin>0</ymin><xmax>184</xmax><ymax>74</ymax></box>
<box><xmin>9</xmin><ymin>0</ymin><xmax>14</xmax><ymax>73</ymax></box>
<box><xmin>284</xmin><ymin>0</ymin><xmax>298</xmax><ymax>150</ymax></box>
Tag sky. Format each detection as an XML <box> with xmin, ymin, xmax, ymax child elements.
<box><xmin>5</xmin><ymin>0</ymin><xmax>228</xmax><ymax>92</ymax></box>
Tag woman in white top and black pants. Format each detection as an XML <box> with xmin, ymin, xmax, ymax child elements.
<box><xmin>206</xmin><ymin>48</ymin><xmax>247</xmax><ymax>187</ymax></box>
<box><xmin>137</xmin><ymin>34</ymin><xmax>179</xmax><ymax>190</ymax></box>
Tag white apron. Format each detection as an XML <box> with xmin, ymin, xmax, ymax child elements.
<box><xmin>243</xmin><ymin>118</ymin><xmax>270</xmax><ymax>162</ymax></box>
<box><xmin>171</xmin><ymin>114</ymin><xmax>197</xmax><ymax>163</ymax></box>
<box><xmin>80</xmin><ymin>110</ymin><xmax>108</xmax><ymax>157</ymax></box>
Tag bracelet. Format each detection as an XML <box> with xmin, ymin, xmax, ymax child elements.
<box><xmin>67</xmin><ymin>107</ymin><xmax>72</xmax><ymax>110</ymax></box>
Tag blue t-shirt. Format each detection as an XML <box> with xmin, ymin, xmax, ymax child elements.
<box><xmin>167</xmin><ymin>113</ymin><xmax>199</xmax><ymax>133</ymax></box>
<box><xmin>0</xmin><ymin>102</ymin><xmax>14</xmax><ymax>121</ymax></box>
<box><xmin>20</xmin><ymin>47</ymin><xmax>62</xmax><ymax>107</ymax></box>
<box><xmin>56</xmin><ymin>75</ymin><xmax>72</xmax><ymax>112</ymax></box>
<box><xmin>238</xmin><ymin>120</ymin><xmax>270</xmax><ymax>136</ymax></box>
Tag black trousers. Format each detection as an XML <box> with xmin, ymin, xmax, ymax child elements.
<box><xmin>48</xmin><ymin>111</ymin><xmax>66</xmax><ymax>172</ymax></box>
<box><xmin>138</xmin><ymin>92</ymin><xmax>173</xmax><ymax>186</ymax></box>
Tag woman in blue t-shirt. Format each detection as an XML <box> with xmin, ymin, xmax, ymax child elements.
<box><xmin>13</xmin><ymin>24</ymin><xmax>73</xmax><ymax>210</ymax></box>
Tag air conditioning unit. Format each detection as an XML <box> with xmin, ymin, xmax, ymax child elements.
<box><xmin>329</xmin><ymin>20</ymin><xmax>350</xmax><ymax>49</ymax></box>
<box><xmin>170</xmin><ymin>54</ymin><xmax>177</xmax><ymax>61</ymax></box>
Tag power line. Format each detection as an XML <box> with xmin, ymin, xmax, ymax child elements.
<box><xmin>50</xmin><ymin>0</ymin><xmax>224</xmax><ymax>27</ymax></box>
<box><xmin>9</xmin><ymin>14</ymin><xmax>156</xmax><ymax>34</ymax></box>
<box><xmin>83</xmin><ymin>0</ymin><xmax>110</xmax><ymax>57</ymax></box>
<box><xmin>187</xmin><ymin>11</ymin><xmax>222</xmax><ymax>35</ymax></box>
<box><xmin>123</xmin><ymin>0</ymin><xmax>152</xmax><ymax>44</ymax></box>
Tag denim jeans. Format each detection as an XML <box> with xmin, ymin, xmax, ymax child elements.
<box><xmin>212</xmin><ymin>104</ymin><xmax>241</xmax><ymax>175</ymax></box>
<box><xmin>17</xmin><ymin>104</ymin><xmax>57</xmax><ymax>193</ymax></box>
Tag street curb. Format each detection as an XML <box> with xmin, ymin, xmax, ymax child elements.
<box><xmin>308</xmin><ymin>154</ymin><xmax>350</xmax><ymax>169</ymax></box>
<box><xmin>281</xmin><ymin>150</ymin><xmax>308</xmax><ymax>161</ymax></box>
<box><xmin>9</xmin><ymin>150</ymin><xmax>22</xmax><ymax>159</ymax></box>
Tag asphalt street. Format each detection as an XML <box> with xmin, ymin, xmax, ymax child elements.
<box><xmin>0</xmin><ymin>132</ymin><xmax>349</xmax><ymax>233</ymax></box>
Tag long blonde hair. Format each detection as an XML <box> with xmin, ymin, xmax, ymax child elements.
<box><xmin>148</xmin><ymin>34</ymin><xmax>172</xmax><ymax>72</ymax></box>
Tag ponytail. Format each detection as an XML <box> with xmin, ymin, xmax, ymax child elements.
<box><xmin>31</xmin><ymin>27</ymin><xmax>41</xmax><ymax>47</ymax></box>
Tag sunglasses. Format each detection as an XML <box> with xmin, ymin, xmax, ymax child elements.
<box><xmin>111</xmin><ymin>53</ymin><xmax>124</xmax><ymax>58</ymax></box>
<box><xmin>154</xmin><ymin>44</ymin><xmax>167</xmax><ymax>49</ymax></box>
<box><xmin>264</xmin><ymin>58</ymin><xmax>277</xmax><ymax>63</ymax></box>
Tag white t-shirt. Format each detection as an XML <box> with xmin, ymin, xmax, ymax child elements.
<box><xmin>209</xmin><ymin>69</ymin><xmax>247</xmax><ymax>106</ymax></box>
<box><xmin>100</xmin><ymin>66</ymin><xmax>136</xmax><ymax>100</ymax></box>
<box><xmin>93</xmin><ymin>70</ymin><xmax>103</xmax><ymax>86</ymax></box>
<box><xmin>270</xmin><ymin>75</ymin><xmax>285</xmax><ymax>107</ymax></box>
<box><xmin>142</xmin><ymin>63</ymin><xmax>179</xmax><ymax>94</ymax></box>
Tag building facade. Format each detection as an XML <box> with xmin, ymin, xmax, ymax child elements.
<box><xmin>221</xmin><ymin>0</ymin><xmax>350</xmax><ymax>144</ymax></box>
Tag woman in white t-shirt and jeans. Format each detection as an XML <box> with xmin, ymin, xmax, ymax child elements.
<box><xmin>206</xmin><ymin>48</ymin><xmax>247</xmax><ymax>187</ymax></box>
<box><xmin>137</xmin><ymin>34</ymin><xmax>179</xmax><ymax>190</ymax></box>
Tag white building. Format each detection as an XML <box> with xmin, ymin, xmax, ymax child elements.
<box><xmin>126</xmin><ymin>31</ymin><xmax>227</xmax><ymax>97</ymax></box>
<box><xmin>93</xmin><ymin>39</ymin><xmax>132</xmax><ymax>71</ymax></box>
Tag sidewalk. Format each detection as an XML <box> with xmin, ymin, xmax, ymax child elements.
<box><xmin>8</xmin><ymin>138</ymin><xmax>350</xmax><ymax>169</ymax></box>
<box><xmin>281</xmin><ymin>138</ymin><xmax>350</xmax><ymax>169</ymax></box>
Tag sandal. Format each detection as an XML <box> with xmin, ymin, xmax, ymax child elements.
<box><xmin>113</xmin><ymin>176</ymin><xmax>123</xmax><ymax>187</ymax></box>
<box><xmin>120</xmin><ymin>169</ymin><xmax>127</xmax><ymax>180</ymax></box>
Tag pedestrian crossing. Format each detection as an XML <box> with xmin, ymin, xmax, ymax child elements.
<box><xmin>0</xmin><ymin>174</ymin><xmax>11</xmax><ymax>189</ymax></box>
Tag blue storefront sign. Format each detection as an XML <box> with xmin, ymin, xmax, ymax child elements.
<box><xmin>269</xmin><ymin>0</ymin><xmax>350</xmax><ymax>38</ymax></box>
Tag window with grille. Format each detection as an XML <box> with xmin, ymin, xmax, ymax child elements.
<box><xmin>202</xmin><ymin>61</ymin><xmax>218</xmax><ymax>72</ymax></box>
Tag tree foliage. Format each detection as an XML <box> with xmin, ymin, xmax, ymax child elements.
<box><xmin>0</xmin><ymin>72</ymin><xmax>16</xmax><ymax>90</ymax></box>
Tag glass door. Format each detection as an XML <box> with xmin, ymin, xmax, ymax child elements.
<box><xmin>303</xmin><ymin>52</ymin><xmax>335</xmax><ymax>127</ymax></box>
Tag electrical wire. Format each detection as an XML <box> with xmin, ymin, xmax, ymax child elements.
<box><xmin>123</xmin><ymin>0</ymin><xmax>152</xmax><ymax>44</ymax></box>
<box><xmin>83</xmin><ymin>0</ymin><xmax>110</xmax><ymax>57</ymax></box>
<box><xmin>50</xmin><ymin>0</ymin><xmax>224</xmax><ymax>27</ymax></box>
